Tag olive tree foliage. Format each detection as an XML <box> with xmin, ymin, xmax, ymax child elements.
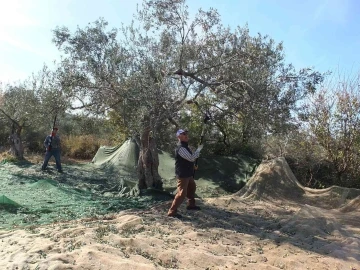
<box><xmin>301</xmin><ymin>72</ymin><xmax>360</xmax><ymax>187</ymax></box>
<box><xmin>138</xmin><ymin>0</ymin><xmax>324</xmax><ymax>149</ymax></box>
<box><xmin>33</xmin><ymin>65</ymin><xmax>71</xmax><ymax>129</ymax></box>
<box><xmin>25</xmin><ymin>65</ymin><xmax>72</xmax><ymax>152</ymax></box>
<box><xmin>52</xmin><ymin>0</ymin><xmax>323</xmax><ymax>189</ymax></box>
<box><xmin>52</xmin><ymin>19</ymin><xmax>181</xmax><ymax>189</ymax></box>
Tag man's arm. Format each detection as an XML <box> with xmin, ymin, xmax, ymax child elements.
<box><xmin>178</xmin><ymin>147</ymin><xmax>200</xmax><ymax>162</ymax></box>
<box><xmin>44</xmin><ymin>136</ymin><xmax>50</xmax><ymax>148</ymax></box>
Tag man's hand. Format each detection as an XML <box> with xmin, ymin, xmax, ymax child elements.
<box><xmin>196</xmin><ymin>144</ymin><xmax>204</xmax><ymax>152</ymax></box>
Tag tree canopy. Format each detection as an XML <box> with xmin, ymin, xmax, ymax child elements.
<box><xmin>52</xmin><ymin>0</ymin><xmax>323</xmax><ymax>149</ymax></box>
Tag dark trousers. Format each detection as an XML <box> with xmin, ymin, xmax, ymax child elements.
<box><xmin>42</xmin><ymin>149</ymin><xmax>62</xmax><ymax>171</ymax></box>
<box><xmin>168</xmin><ymin>176</ymin><xmax>196</xmax><ymax>215</ymax></box>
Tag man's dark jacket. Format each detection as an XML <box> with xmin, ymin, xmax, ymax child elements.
<box><xmin>175</xmin><ymin>141</ymin><xmax>194</xmax><ymax>178</ymax></box>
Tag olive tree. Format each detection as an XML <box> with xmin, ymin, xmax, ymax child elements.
<box><xmin>0</xmin><ymin>66</ymin><xmax>69</xmax><ymax>159</ymax></box>
<box><xmin>52</xmin><ymin>0</ymin><xmax>323</xmax><ymax>189</ymax></box>
<box><xmin>0</xmin><ymin>82</ymin><xmax>40</xmax><ymax>158</ymax></box>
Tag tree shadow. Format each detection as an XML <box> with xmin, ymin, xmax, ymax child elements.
<box><xmin>0</xmin><ymin>204</ymin><xmax>19</xmax><ymax>214</ymax></box>
<box><xmin>195</xmin><ymin>155</ymin><xmax>260</xmax><ymax>193</ymax></box>
<box><xmin>6</xmin><ymin>158</ymin><xmax>34</xmax><ymax>168</ymax></box>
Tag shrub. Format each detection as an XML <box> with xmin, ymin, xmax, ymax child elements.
<box><xmin>61</xmin><ymin>135</ymin><xmax>111</xmax><ymax>159</ymax></box>
<box><xmin>23</xmin><ymin>130</ymin><xmax>46</xmax><ymax>153</ymax></box>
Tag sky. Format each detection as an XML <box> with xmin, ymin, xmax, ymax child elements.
<box><xmin>0</xmin><ymin>0</ymin><xmax>359</xmax><ymax>84</ymax></box>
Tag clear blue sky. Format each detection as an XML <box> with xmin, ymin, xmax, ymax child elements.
<box><xmin>1</xmin><ymin>0</ymin><xmax>359</xmax><ymax>83</ymax></box>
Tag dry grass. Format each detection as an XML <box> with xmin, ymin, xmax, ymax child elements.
<box><xmin>61</xmin><ymin>134</ymin><xmax>110</xmax><ymax>159</ymax></box>
<box><xmin>0</xmin><ymin>151</ymin><xmax>19</xmax><ymax>163</ymax></box>
<box><xmin>23</xmin><ymin>152</ymin><xmax>91</xmax><ymax>165</ymax></box>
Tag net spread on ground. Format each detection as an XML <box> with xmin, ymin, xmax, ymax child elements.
<box><xmin>0</xmin><ymin>139</ymin><xmax>258</xmax><ymax>229</ymax></box>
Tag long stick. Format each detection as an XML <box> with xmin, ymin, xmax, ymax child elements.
<box><xmin>48</xmin><ymin>115</ymin><xmax>57</xmax><ymax>150</ymax></box>
<box><xmin>193</xmin><ymin>113</ymin><xmax>210</xmax><ymax>179</ymax></box>
<box><xmin>52</xmin><ymin>115</ymin><xmax>57</xmax><ymax>130</ymax></box>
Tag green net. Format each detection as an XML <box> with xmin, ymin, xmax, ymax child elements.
<box><xmin>0</xmin><ymin>139</ymin><xmax>259</xmax><ymax>230</ymax></box>
<box><xmin>0</xmin><ymin>195</ymin><xmax>21</xmax><ymax>212</ymax></box>
<box><xmin>92</xmin><ymin>139</ymin><xmax>259</xmax><ymax>197</ymax></box>
<box><xmin>0</xmin><ymin>163</ymin><xmax>166</xmax><ymax>230</ymax></box>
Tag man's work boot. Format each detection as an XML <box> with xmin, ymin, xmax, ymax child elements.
<box><xmin>186</xmin><ymin>205</ymin><xmax>201</xmax><ymax>210</ymax></box>
<box><xmin>168</xmin><ymin>213</ymin><xmax>182</xmax><ymax>219</ymax></box>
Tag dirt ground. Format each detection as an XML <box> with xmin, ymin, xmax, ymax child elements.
<box><xmin>0</xmin><ymin>157</ymin><xmax>359</xmax><ymax>270</ymax></box>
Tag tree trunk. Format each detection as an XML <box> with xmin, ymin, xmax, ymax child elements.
<box><xmin>137</xmin><ymin>121</ymin><xmax>163</xmax><ymax>190</ymax></box>
<box><xmin>9</xmin><ymin>127</ymin><xmax>24</xmax><ymax>159</ymax></box>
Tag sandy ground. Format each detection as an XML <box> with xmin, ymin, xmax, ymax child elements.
<box><xmin>0</xmin><ymin>157</ymin><xmax>359</xmax><ymax>270</ymax></box>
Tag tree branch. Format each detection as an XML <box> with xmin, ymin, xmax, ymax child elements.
<box><xmin>167</xmin><ymin>116</ymin><xmax>179</xmax><ymax>129</ymax></box>
<box><xmin>0</xmin><ymin>108</ymin><xmax>19</xmax><ymax>127</ymax></box>
<box><xmin>172</xmin><ymin>68</ymin><xmax>221</xmax><ymax>89</ymax></box>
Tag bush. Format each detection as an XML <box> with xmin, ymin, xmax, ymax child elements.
<box><xmin>264</xmin><ymin>132</ymin><xmax>342</xmax><ymax>188</ymax></box>
<box><xmin>61</xmin><ymin>135</ymin><xmax>111</xmax><ymax>159</ymax></box>
<box><xmin>23</xmin><ymin>130</ymin><xmax>47</xmax><ymax>153</ymax></box>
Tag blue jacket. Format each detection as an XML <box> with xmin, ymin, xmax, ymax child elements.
<box><xmin>44</xmin><ymin>134</ymin><xmax>61</xmax><ymax>150</ymax></box>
